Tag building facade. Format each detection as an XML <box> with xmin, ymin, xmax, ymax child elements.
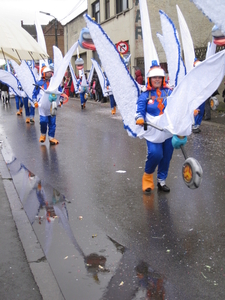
<box><xmin>64</xmin><ymin>0</ymin><xmax>213</xmax><ymax>78</ymax></box>
<box><xmin>22</xmin><ymin>19</ymin><xmax>64</xmax><ymax>62</ymax></box>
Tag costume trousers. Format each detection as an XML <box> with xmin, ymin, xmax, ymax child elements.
<box><xmin>23</xmin><ymin>97</ymin><xmax>35</xmax><ymax>118</ymax></box>
<box><xmin>195</xmin><ymin>102</ymin><xmax>205</xmax><ymax>126</ymax></box>
<box><xmin>109</xmin><ymin>95</ymin><xmax>116</xmax><ymax>109</ymax></box>
<box><xmin>40</xmin><ymin>115</ymin><xmax>56</xmax><ymax>138</ymax></box>
<box><xmin>145</xmin><ymin>137</ymin><xmax>174</xmax><ymax>180</ymax></box>
<box><xmin>80</xmin><ymin>92</ymin><xmax>86</xmax><ymax>105</ymax></box>
<box><xmin>15</xmin><ymin>95</ymin><xmax>23</xmax><ymax>110</ymax></box>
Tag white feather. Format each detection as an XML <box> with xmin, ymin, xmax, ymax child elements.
<box><xmin>176</xmin><ymin>5</ymin><xmax>195</xmax><ymax>74</ymax></box>
<box><xmin>11</xmin><ymin>60</ymin><xmax>36</xmax><ymax>103</ymax></box>
<box><xmin>190</xmin><ymin>0</ymin><xmax>225</xmax><ymax>35</ymax></box>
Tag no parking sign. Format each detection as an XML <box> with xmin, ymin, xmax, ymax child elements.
<box><xmin>116</xmin><ymin>41</ymin><xmax>129</xmax><ymax>54</ymax></box>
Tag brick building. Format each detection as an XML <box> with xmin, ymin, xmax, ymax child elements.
<box><xmin>22</xmin><ymin>19</ymin><xmax>64</xmax><ymax>62</ymax></box>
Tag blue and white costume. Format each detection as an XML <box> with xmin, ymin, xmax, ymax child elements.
<box><xmin>32</xmin><ymin>67</ymin><xmax>62</xmax><ymax>145</ymax></box>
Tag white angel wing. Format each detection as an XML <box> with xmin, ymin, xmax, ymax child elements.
<box><xmin>139</xmin><ymin>0</ymin><xmax>159</xmax><ymax>80</ymax></box>
<box><xmin>190</xmin><ymin>0</ymin><xmax>225</xmax><ymax>35</ymax></box>
<box><xmin>10</xmin><ymin>60</ymin><xmax>36</xmax><ymax>100</ymax></box>
<box><xmin>52</xmin><ymin>46</ymin><xmax>63</xmax><ymax>74</ymax></box>
<box><xmin>206</xmin><ymin>38</ymin><xmax>216</xmax><ymax>59</ymax></box>
<box><xmin>91</xmin><ymin>58</ymin><xmax>112</xmax><ymax>96</ymax></box>
<box><xmin>0</xmin><ymin>70</ymin><xmax>22</xmax><ymax>96</ymax></box>
<box><xmin>140</xmin><ymin>50</ymin><xmax>225</xmax><ymax>141</ymax></box>
<box><xmin>176</xmin><ymin>5</ymin><xmax>195</xmax><ymax>74</ymax></box>
<box><xmin>88</xmin><ymin>63</ymin><xmax>94</xmax><ymax>83</ymax></box>
<box><xmin>47</xmin><ymin>41</ymin><xmax>78</xmax><ymax>92</ymax></box>
<box><xmin>69</xmin><ymin>62</ymin><xmax>79</xmax><ymax>93</ymax></box>
<box><xmin>35</xmin><ymin>14</ymin><xmax>48</xmax><ymax>77</ymax></box>
<box><xmin>35</xmin><ymin>14</ymin><xmax>47</xmax><ymax>54</ymax></box>
<box><xmin>158</xmin><ymin>10</ymin><xmax>186</xmax><ymax>87</ymax></box>
<box><xmin>84</xmin><ymin>14</ymin><xmax>141</xmax><ymax>138</ymax></box>
<box><xmin>85</xmin><ymin>14</ymin><xmax>225</xmax><ymax>143</ymax></box>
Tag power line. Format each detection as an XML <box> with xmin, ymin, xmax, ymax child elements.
<box><xmin>59</xmin><ymin>0</ymin><xmax>86</xmax><ymax>23</ymax></box>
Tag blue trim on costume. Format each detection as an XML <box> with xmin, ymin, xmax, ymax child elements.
<box><xmin>123</xmin><ymin>123</ymin><xmax>137</xmax><ymax>137</ymax></box>
<box><xmin>181</xmin><ymin>57</ymin><xmax>187</xmax><ymax>76</ymax></box>
<box><xmin>159</xmin><ymin>10</ymin><xmax>182</xmax><ymax>87</ymax></box>
<box><xmin>0</xmin><ymin>79</ymin><xmax>17</xmax><ymax>96</ymax></box>
<box><xmin>25</xmin><ymin>61</ymin><xmax>37</xmax><ymax>85</ymax></box>
<box><xmin>85</xmin><ymin>14</ymin><xmax>140</xmax><ymax>97</ymax></box>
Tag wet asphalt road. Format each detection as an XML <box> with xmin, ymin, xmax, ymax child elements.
<box><xmin>0</xmin><ymin>97</ymin><xmax>225</xmax><ymax>300</ymax></box>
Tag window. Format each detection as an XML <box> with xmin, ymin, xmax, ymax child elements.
<box><xmin>92</xmin><ymin>1</ymin><xmax>100</xmax><ymax>23</ymax></box>
<box><xmin>116</xmin><ymin>0</ymin><xmax>128</xmax><ymax>14</ymax></box>
<box><xmin>105</xmin><ymin>0</ymin><xmax>110</xmax><ymax>20</ymax></box>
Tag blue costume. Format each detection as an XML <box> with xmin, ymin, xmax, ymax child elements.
<box><xmin>23</xmin><ymin>96</ymin><xmax>35</xmax><ymax>124</ymax></box>
<box><xmin>32</xmin><ymin>67</ymin><xmax>62</xmax><ymax>145</ymax></box>
<box><xmin>136</xmin><ymin>88</ymin><xmax>173</xmax><ymax>178</ymax></box>
<box><xmin>78</xmin><ymin>77</ymin><xmax>88</xmax><ymax>109</ymax></box>
<box><xmin>106</xmin><ymin>77</ymin><xmax>116</xmax><ymax>114</ymax></box>
<box><xmin>136</xmin><ymin>64</ymin><xmax>174</xmax><ymax>193</ymax></box>
<box><xmin>15</xmin><ymin>95</ymin><xmax>23</xmax><ymax>116</ymax></box>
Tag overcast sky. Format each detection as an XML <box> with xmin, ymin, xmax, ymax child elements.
<box><xmin>1</xmin><ymin>0</ymin><xmax>85</xmax><ymax>25</ymax></box>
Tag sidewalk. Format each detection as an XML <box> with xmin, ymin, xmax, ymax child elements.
<box><xmin>0</xmin><ymin>151</ymin><xmax>64</xmax><ymax>300</ymax></box>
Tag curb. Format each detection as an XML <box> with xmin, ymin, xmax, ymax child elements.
<box><xmin>0</xmin><ymin>150</ymin><xmax>65</xmax><ymax>300</ymax></box>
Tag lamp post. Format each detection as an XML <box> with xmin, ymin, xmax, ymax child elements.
<box><xmin>39</xmin><ymin>11</ymin><xmax>58</xmax><ymax>47</ymax></box>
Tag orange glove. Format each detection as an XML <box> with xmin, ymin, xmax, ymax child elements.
<box><xmin>136</xmin><ymin>118</ymin><xmax>144</xmax><ymax>126</ymax></box>
<box><xmin>34</xmin><ymin>101</ymin><xmax>38</xmax><ymax>108</ymax></box>
<box><xmin>194</xmin><ymin>109</ymin><xmax>199</xmax><ymax>116</ymax></box>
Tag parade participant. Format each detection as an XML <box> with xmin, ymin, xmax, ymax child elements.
<box><xmin>32</xmin><ymin>66</ymin><xmax>62</xmax><ymax>145</ymax></box>
<box><xmin>109</xmin><ymin>94</ymin><xmax>116</xmax><ymax>115</ymax></box>
<box><xmin>105</xmin><ymin>75</ymin><xmax>116</xmax><ymax>115</ymax></box>
<box><xmin>135</xmin><ymin>61</ymin><xmax>174</xmax><ymax>193</ymax></box>
<box><xmin>15</xmin><ymin>94</ymin><xmax>23</xmax><ymax>116</ymax></box>
<box><xmin>23</xmin><ymin>95</ymin><xmax>35</xmax><ymax>124</ymax></box>
<box><xmin>78</xmin><ymin>73</ymin><xmax>88</xmax><ymax>109</ymax></box>
<box><xmin>14</xmin><ymin>82</ymin><xmax>24</xmax><ymax>116</ymax></box>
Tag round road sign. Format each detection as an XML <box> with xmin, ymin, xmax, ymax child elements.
<box><xmin>116</xmin><ymin>41</ymin><xmax>129</xmax><ymax>54</ymax></box>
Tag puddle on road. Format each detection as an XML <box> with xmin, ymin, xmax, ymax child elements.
<box><xmin>4</xmin><ymin>156</ymin><xmax>165</xmax><ymax>299</ymax></box>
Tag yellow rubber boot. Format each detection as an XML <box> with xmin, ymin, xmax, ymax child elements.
<box><xmin>16</xmin><ymin>111</ymin><xmax>21</xmax><ymax>116</ymax></box>
<box><xmin>26</xmin><ymin>117</ymin><xmax>30</xmax><ymax>123</ymax></box>
<box><xmin>111</xmin><ymin>107</ymin><xmax>116</xmax><ymax>115</ymax></box>
<box><xmin>39</xmin><ymin>135</ymin><xmax>46</xmax><ymax>143</ymax></box>
<box><xmin>49</xmin><ymin>138</ymin><xmax>59</xmax><ymax>145</ymax></box>
<box><xmin>142</xmin><ymin>172</ymin><xmax>154</xmax><ymax>193</ymax></box>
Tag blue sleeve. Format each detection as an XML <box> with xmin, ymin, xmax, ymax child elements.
<box><xmin>32</xmin><ymin>80</ymin><xmax>44</xmax><ymax>100</ymax></box>
<box><xmin>135</xmin><ymin>91</ymin><xmax>149</xmax><ymax>120</ymax></box>
<box><xmin>32</xmin><ymin>85</ymin><xmax>40</xmax><ymax>100</ymax></box>
<box><xmin>58</xmin><ymin>85</ymin><xmax>63</xmax><ymax>93</ymax></box>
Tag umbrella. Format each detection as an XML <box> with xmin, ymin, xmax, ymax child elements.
<box><xmin>0</xmin><ymin>16</ymin><xmax>48</xmax><ymax>64</ymax></box>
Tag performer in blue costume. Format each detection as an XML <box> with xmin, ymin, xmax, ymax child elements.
<box><xmin>23</xmin><ymin>95</ymin><xmax>35</xmax><ymax>124</ymax></box>
<box><xmin>135</xmin><ymin>61</ymin><xmax>174</xmax><ymax>193</ymax></box>
<box><xmin>15</xmin><ymin>83</ymin><xmax>24</xmax><ymax>116</ymax></box>
<box><xmin>32</xmin><ymin>66</ymin><xmax>63</xmax><ymax>145</ymax></box>
<box><xmin>78</xmin><ymin>74</ymin><xmax>88</xmax><ymax>109</ymax></box>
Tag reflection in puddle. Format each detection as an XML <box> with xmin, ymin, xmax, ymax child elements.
<box><xmin>6</xmin><ymin>157</ymin><xmax>166</xmax><ymax>299</ymax></box>
<box><xmin>135</xmin><ymin>261</ymin><xmax>165</xmax><ymax>300</ymax></box>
